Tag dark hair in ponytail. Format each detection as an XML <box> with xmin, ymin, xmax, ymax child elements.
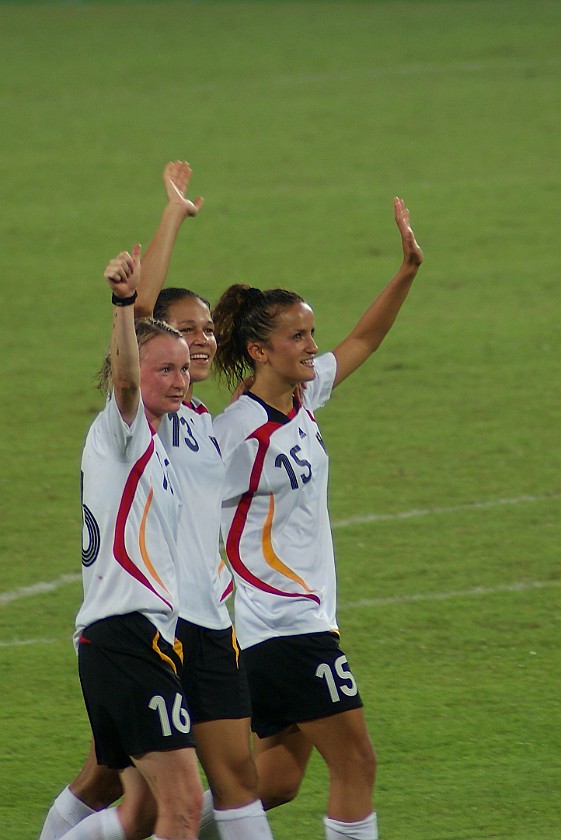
<box><xmin>212</xmin><ymin>284</ymin><xmax>305</xmax><ymax>390</ymax></box>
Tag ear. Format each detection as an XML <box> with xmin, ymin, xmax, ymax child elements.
<box><xmin>247</xmin><ymin>341</ymin><xmax>268</xmax><ymax>364</ymax></box>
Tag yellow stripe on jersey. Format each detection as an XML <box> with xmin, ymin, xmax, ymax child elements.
<box><xmin>152</xmin><ymin>630</ymin><xmax>179</xmax><ymax>675</ymax></box>
<box><xmin>262</xmin><ymin>493</ymin><xmax>315</xmax><ymax>594</ymax></box>
<box><xmin>139</xmin><ymin>485</ymin><xmax>170</xmax><ymax>595</ymax></box>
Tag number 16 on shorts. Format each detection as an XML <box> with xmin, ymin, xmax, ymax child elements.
<box><xmin>149</xmin><ymin>692</ymin><xmax>192</xmax><ymax>736</ymax></box>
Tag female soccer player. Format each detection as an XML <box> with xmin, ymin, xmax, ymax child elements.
<box><xmin>210</xmin><ymin>197</ymin><xmax>423</xmax><ymax>840</ymax></box>
<box><xmin>40</xmin><ymin>163</ymin><xmax>273</xmax><ymax>840</ymax></box>
<box><xmin>76</xmin><ymin>245</ymin><xmax>202</xmax><ymax>840</ymax></box>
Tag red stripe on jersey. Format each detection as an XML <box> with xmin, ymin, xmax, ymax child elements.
<box><xmin>184</xmin><ymin>400</ymin><xmax>209</xmax><ymax>415</ymax></box>
<box><xmin>113</xmin><ymin>437</ymin><xmax>173</xmax><ymax>609</ymax></box>
<box><xmin>226</xmin><ymin>420</ymin><xmax>320</xmax><ymax>605</ymax></box>
<box><xmin>220</xmin><ymin>578</ymin><xmax>234</xmax><ymax>602</ymax></box>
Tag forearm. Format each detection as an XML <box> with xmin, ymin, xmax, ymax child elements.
<box><xmin>135</xmin><ymin>203</ymin><xmax>188</xmax><ymax>317</ymax></box>
<box><xmin>332</xmin><ymin>260</ymin><xmax>419</xmax><ymax>386</ymax></box>
<box><xmin>111</xmin><ymin>305</ymin><xmax>140</xmax><ymax>420</ymax></box>
<box><xmin>352</xmin><ymin>260</ymin><xmax>418</xmax><ymax>348</ymax></box>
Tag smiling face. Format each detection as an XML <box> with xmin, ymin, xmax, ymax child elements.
<box><xmin>139</xmin><ymin>334</ymin><xmax>190</xmax><ymax>426</ymax></box>
<box><xmin>254</xmin><ymin>301</ymin><xmax>318</xmax><ymax>387</ymax></box>
<box><xmin>165</xmin><ymin>296</ymin><xmax>217</xmax><ymax>387</ymax></box>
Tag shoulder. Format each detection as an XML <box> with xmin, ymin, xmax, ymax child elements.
<box><xmin>86</xmin><ymin>396</ymin><xmax>150</xmax><ymax>459</ymax></box>
<box><xmin>213</xmin><ymin>395</ymin><xmax>267</xmax><ymax>456</ymax></box>
<box><xmin>99</xmin><ymin>395</ymin><xmax>146</xmax><ymax>437</ymax></box>
<box><xmin>188</xmin><ymin>397</ymin><xmax>210</xmax><ymax>416</ymax></box>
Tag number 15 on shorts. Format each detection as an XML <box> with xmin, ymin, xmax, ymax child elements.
<box><xmin>315</xmin><ymin>655</ymin><xmax>358</xmax><ymax>703</ymax></box>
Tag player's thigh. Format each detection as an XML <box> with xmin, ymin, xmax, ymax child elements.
<box><xmin>70</xmin><ymin>738</ymin><xmax>123</xmax><ymax>809</ymax></box>
<box><xmin>298</xmin><ymin>707</ymin><xmax>376</xmax><ymax>780</ymax></box>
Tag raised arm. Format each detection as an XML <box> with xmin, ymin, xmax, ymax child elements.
<box><xmin>104</xmin><ymin>245</ymin><xmax>142</xmax><ymax>424</ymax></box>
<box><xmin>134</xmin><ymin>160</ymin><xmax>203</xmax><ymax>318</ymax></box>
<box><xmin>331</xmin><ymin>197</ymin><xmax>423</xmax><ymax>388</ymax></box>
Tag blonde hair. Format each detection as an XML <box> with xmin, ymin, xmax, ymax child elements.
<box><xmin>98</xmin><ymin>317</ymin><xmax>184</xmax><ymax>395</ymax></box>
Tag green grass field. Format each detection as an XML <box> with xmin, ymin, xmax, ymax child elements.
<box><xmin>1</xmin><ymin>2</ymin><xmax>560</xmax><ymax>838</ymax></box>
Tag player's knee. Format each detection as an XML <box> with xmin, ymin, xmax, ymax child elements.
<box><xmin>120</xmin><ymin>799</ymin><xmax>156</xmax><ymax>840</ymax></box>
<box><xmin>209</xmin><ymin>755</ymin><xmax>259</xmax><ymax>809</ymax></box>
<box><xmin>338</xmin><ymin>739</ymin><xmax>377</xmax><ymax>789</ymax></box>
<box><xmin>71</xmin><ymin>769</ymin><xmax>123</xmax><ymax>811</ymax></box>
<box><xmin>260</xmin><ymin>774</ymin><xmax>303</xmax><ymax>810</ymax></box>
<box><xmin>360</xmin><ymin>741</ymin><xmax>377</xmax><ymax>787</ymax></box>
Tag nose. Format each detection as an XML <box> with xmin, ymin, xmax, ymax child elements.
<box><xmin>190</xmin><ymin>328</ymin><xmax>208</xmax><ymax>345</ymax></box>
<box><xmin>175</xmin><ymin>368</ymin><xmax>190</xmax><ymax>390</ymax></box>
<box><xmin>307</xmin><ymin>336</ymin><xmax>318</xmax><ymax>353</ymax></box>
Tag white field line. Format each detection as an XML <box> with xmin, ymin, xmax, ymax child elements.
<box><xmin>1</xmin><ymin>492</ymin><xmax>560</xmax><ymax>649</ymax></box>
<box><xmin>2</xmin><ymin>578</ymin><xmax>560</xmax><ymax>650</ymax></box>
<box><xmin>1</xmin><ymin>493</ymin><xmax>559</xmax><ymax>610</ymax></box>
<box><xmin>0</xmin><ymin>636</ymin><xmax>67</xmax><ymax>649</ymax></box>
<box><xmin>339</xmin><ymin>579</ymin><xmax>561</xmax><ymax>612</ymax></box>
<box><xmin>331</xmin><ymin>492</ymin><xmax>561</xmax><ymax>529</ymax></box>
<box><xmin>0</xmin><ymin>573</ymin><xmax>81</xmax><ymax>607</ymax></box>
<box><xmin>187</xmin><ymin>57</ymin><xmax>561</xmax><ymax>94</ymax></box>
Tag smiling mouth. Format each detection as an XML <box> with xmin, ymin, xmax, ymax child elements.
<box><xmin>190</xmin><ymin>354</ymin><xmax>210</xmax><ymax>362</ymax></box>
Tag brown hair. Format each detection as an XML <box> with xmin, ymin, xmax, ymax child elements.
<box><xmin>212</xmin><ymin>284</ymin><xmax>304</xmax><ymax>390</ymax></box>
<box><xmin>153</xmin><ymin>287</ymin><xmax>211</xmax><ymax>322</ymax></box>
<box><xmin>98</xmin><ymin>317</ymin><xmax>184</xmax><ymax>395</ymax></box>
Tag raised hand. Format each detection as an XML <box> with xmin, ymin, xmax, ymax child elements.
<box><xmin>394</xmin><ymin>197</ymin><xmax>423</xmax><ymax>268</ymax></box>
<box><xmin>163</xmin><ymin>160</ymin><xmax>204</xmax><ymax>217</ymax></box>
<box><xmin>104</xmin><ymin>245</ymin><xmax>141</xmax><ymax>299</ymax></box>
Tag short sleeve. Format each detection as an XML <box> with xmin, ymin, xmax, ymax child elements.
<box><xmin>302</xmin><ymin>352</ymin><xmax>337</xmax><ymax>412</ymax></box>
<box><xmin>95</xmin><ymin>396</ymin><xmax>152</xmax><ymax>461</ymax></box>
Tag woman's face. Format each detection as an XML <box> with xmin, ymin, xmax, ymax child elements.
<box><xmin>257</xmin><ymin>301</ymin><xmax>318</xmax><ymax>385</ymax></box>
<box><xmin>166</xmin><ymin>297</ymin><xmax>217</xmax><ymax>384</ymax></box>
<box><xmin>139</xmin><ymin>334</ymin><xmax>190</xmax><ymax>424</ymax></box>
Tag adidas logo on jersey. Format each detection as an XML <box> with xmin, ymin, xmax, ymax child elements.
<box><xmin>298</xmin><ymin>428</ymin><xmax>306</xmax><ymax>439</ymax></box>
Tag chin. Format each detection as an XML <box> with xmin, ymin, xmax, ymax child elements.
<box><xmin>190</xmin><ymin>371</ymin><xmax>209</xmax><ymax>383</ymax></box>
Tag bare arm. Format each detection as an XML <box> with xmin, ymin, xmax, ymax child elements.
<box><xmin>332</xmin><ymin>197</ymin><xmax>423</xmax><ymax>387</ymax></box>
<box><xmin>105</xmin><ymin>245</ymin><xmax>142</xmax><ymax>424</ymax></box>
<box><xmin>135</xmin><ymin>161</ymin><xmax>203</xmax><ymax>318</ymax></box>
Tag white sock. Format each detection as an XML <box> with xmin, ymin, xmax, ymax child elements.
<box><xmin>323</xmin><ymin>812</ymin><xmax>378</xmax><ymax>840</ymax></box>
<box><xmin>39</xmin><ymin>787</ymin><xmax>96</xmax><ymax>840</ymax></box>
<box><xmin>199</xmin><ymin>790</ymin><xmax>221</xmax><ymax>840</ymax></box>
<box><xmin>57</xmin><ymin>808</ymin><xmax>125</xmax><ymax>840</ymax></box>
<box><xmin>213</xmin><ymin>799</ymin><xmax>274</xmax><ymax>840</ymax></box>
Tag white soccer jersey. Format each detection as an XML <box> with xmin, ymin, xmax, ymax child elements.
<box><xmin>158</xmin><ymin>399</ymin><xmax>233</xmax><ymax>630</ymax></box>
<box><xmin>75</xmin><ymin>397</ymin><xmax>182</xmax><ymax>646</ymax></box>
<box><xmin>213</xmin><ymin>352</ymin><xmax>338</xmax><ymax>649</ymax></box>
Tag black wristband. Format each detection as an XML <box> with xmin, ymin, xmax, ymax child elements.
<box><xmin>111</xmin><ymin>291</ymin><xmax>138</xmax><ymax>307</ymax></box>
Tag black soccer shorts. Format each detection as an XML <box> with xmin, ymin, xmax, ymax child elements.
<box><xmin>242</xmin><ymin>631</ymin><xmax>363</xmax><ymax>738</ymax></box>
<box><xmin>78</xmin><ymin>612</ymin><xmax>195</xmax><ymax>769</ymax></box>
<box><xmin>176</xmin><ymin>618</ymin><xmax>252</xmax><ymax>723</ymax></box>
